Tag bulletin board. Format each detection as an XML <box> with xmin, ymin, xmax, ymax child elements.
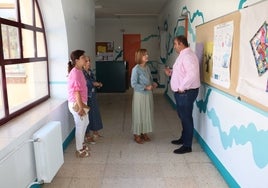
<box><xmin>196</xmin><ymin>11</ymin><xmax>241</xmax><ymax>97</ymax></box>
<box><xmin>236</xmin><ymin>1</ymin><xmax>268</xmax><ymax>112</ymax></box>
<box><xmin>95</xmin><ymin>42</ymin><xmax>114</xmax><ymax>61</ymax></box>
<box><xmin>196</xmin><ymin>3</ymin><xmax>268</xmax><ymax>112</ymax></box>
<box><xmin>95</xmin><ymin>42</ymin><xmax>114</xmax><ymax>54</ymax></box>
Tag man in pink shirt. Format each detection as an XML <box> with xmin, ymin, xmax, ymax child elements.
<box><xmin>165</xmin><ymin>35</ymin><xmax>200</xmax><ymax>154</ymax></box>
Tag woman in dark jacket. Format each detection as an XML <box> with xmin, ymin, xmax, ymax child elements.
<box><xmin>83</xmin><ymin>56</ymin><xmax>103</xmax><ymax>143</ymax></box>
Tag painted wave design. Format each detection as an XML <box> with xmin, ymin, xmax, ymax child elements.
<box><xmin>141</xmin><ymin>34</ymin><xmax>159</xmax><ymax>42</ymax></box>
<box><xmin>238</xmin><ymin>0</ymin><xmax>247</xmax><ymax>9</ymax></box>
<box><xmin>196</xmin><ymin>89</ymin><xmax>268</xmax><ymax>168</ymax></box>
<box><xmin>181</xmin><ymin>6</ymin><xmax>205</xmax><ymax>42</ymax></box>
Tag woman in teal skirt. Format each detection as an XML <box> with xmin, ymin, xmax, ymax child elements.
<box><xmin>131</xmin><ymin>49</ymin><xmax>158</xmax><ymax>144</ymax></box>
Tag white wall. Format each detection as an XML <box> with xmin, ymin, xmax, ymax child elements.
<box><xmin>62</xmin><ymin>0</ymin><xmax>96</xmax><ymax>61</ymax></box>
<box><xmin>0</xmin><ymin>0</ymin><xmax>95</xmax><ymax>187</ymax></box>
<box><xmin>38</xmin><ymin>0</ymin><xmax>69</xmax><ymax>99</ymax></box>
<box><xmin>96</xmin><ymin>17</ymin><xmax>160</xmax><ymax>62</ymax></box>
<box><xmin>39</xmin><ymin>0</ymin><xmax>96</xmax><ymax>99</ymax></box>
<box><xmin>159</xmin><ymin>0</ymin><xmax>268</xmax><ymax>187</ymax></box>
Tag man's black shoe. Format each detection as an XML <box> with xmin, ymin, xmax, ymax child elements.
<box><xmin>171</xmin><ymin>139</ymin><xmax>183</xmax><ymax>145</ymax></box>
<box><xmin>173</xmin><ymin>146</ymin><xmax>192</xmax><ymax>154</ymax></box>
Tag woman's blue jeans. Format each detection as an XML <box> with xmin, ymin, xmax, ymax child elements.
<box><xmin>174</xmin><ymin>88</ymin><xmax>199</xmax><ymax>147</ymax></box>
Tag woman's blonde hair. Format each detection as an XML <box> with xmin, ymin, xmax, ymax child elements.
<box><xmin>135</xmin><ymin>48</ymin><xmax>148</xmax><ymax>64</ymax></box>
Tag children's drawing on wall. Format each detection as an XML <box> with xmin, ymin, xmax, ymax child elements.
<box><xmin>107</xmin><ymin>42</ymin><xmax>114</xmax><ymax>51</ymax></box>
<box><xmin>212</xmin><ymin>21</ymin><xmax>234</xmax><ymax>88</ymax></box>
<box><xmin>250</xmin><ymin>21</ymin><xmax>268</xmax><ymax>76</ymax></box>
<box><xmin>195</xmin><ymin>42</ymin><xmax>204</xmax><ymax>65</ymax></box>
<box><xmin>196</xmin><ymin>42</ymin><xmax>204</xmax><ymax>81</ymax></box>
<box><xmin>236</xmin><ymin>0</ymin><xmax>268</xmax><ymax>110</ymax></box>
<box><xmin>202</xmin><ymin>42</ymin><xmax>213</xmax><ymax>83</ymax></box>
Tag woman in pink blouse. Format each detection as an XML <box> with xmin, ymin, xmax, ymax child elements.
<box><xmin>67</xmin><ymin>49</ymin><xmax>90</xmax><ymax>158</ymax></box>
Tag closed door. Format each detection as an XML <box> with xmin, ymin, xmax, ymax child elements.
<box><xmin>123</xmin><ymin>34</ymin><xmax>141</xmax><ymax>88</ymax></box>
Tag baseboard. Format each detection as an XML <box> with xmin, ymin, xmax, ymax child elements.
<box><xmin>62</xmin><ymin>128</ymin><xmax>75</xmax><ymax>151</ymax></box>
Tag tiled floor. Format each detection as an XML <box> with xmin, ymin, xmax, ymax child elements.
<box><xmin>43</xmin><ymin>88</ymin><xmax>228</xmax><ymax>188</ymax></box>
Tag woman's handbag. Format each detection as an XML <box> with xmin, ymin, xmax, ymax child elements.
<box><xmin>72</xmin><ymin>102</ymin><xmax>90</xmax><ymax>113</ymax></box>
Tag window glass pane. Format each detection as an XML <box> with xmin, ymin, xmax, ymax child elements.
<box><xmin>36</xmin><ymin>32</ymin><xmax>46</xmax><ymax>57</ymax></box>
<box><xmin>34</xmin><ymin>2</ymin><xmax>41</xmax><ymax>28</ymax></box>
<box><xmin>1</xmin><ymin>24</ymin><xmax>21</xmax><ymax>59</ymax></box>
<box><xmin>20</xmin><ymin>0</ymin><xmax>33</xmax><ymax>25</ymax></box>
<box><xmin>0</xmin><ymin>0</ymin><xmax>17</xmax><ymax>21</ymax></box>
<box><xmin>6</xmin><ymin>61</ymin><xmax>49</xmax><ymax>113</ymax></box>
<box><xmin>0</xmin><ymin>68</ymin><xmax>4</xmax><ymax>119</ymax></box>
<box><xmin>0</xmin><ymin>0</ymin><xmax>49</xmax><ymax>125</ymax></box>
<box><xmin>22</xmin><ymin>28</ymin><xmax>34</xmax><ymax>58</ymax></box>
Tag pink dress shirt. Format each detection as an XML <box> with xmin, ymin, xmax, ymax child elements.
<box><xmin>170</xmin><ymin>47</ymin><xmax>200</xmax><ymax>92</ymax></box>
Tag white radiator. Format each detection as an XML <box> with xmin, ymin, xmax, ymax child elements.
<box><xmin>33</xmin><ymin>121</ymin><xmax>64</xmax><ymax>183</ymax></box>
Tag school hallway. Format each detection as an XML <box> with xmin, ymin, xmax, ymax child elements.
<box><xmin>43</xmin><ymin>88</ymin><xmax>228</xmax><ymax>188</ymax></box>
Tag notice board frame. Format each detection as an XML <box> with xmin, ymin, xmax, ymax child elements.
<box><xmin>196</xmin><ymin>7</ymin><xmax>268</xmax><ymax>112</ymax></box>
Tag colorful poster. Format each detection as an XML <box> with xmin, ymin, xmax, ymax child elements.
<box><xmin>250</xmin><ymin>21</ymin><xmax>268</xmax><ymax>76</ymax></box>
<box><xmin>237</xmin><ymin>0</ymin><xmax>268</xmax><ymax>108</ymax></box>
<box><xmin>211</xmin><ymin>21</ymin><xmax>234</xmax><ymax>88</ymax></box>
<box><xmin>202</xmin><ymin>42</ymin><xmax>213</xmax><ymax>83</ymax></box>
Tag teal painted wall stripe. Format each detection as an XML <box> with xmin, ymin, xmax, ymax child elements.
<box><xmin>62</xmin><ymin>128</ymin><xmax>75</xmax><ymax>151</ymax></box>
<box><xmin>49</xmin><ymin>81</ymin><xmax>67</xmax><ymax>85</ymax></box>
<box><xmin>164</xmin><ymin>87</ymin><xmax>239</xmax><ymax>186</ymax></box>
<box><xmin>194</xmin><ymin>131</ymin><xmax>240</xmax><ymax>188</ymax></box>
<box><xmin>202</xmin><ymin>83</ymin><xmax>268</xmax><ymax>117</ymax></box>
<box><xmin>238</xmin><ymin>0</ymin><xmax>247</xmax><ymax>9</ymax></box>
<box><xmin>30</xmin><ymin>183</ymin><xmax>41</xmax><ymax>188</ymax></box>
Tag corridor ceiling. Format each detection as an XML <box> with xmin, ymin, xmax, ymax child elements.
<box><xmin>95</xmin><ymin>0</ymin><xmax>169</xmax><ymax>18</ymax></box>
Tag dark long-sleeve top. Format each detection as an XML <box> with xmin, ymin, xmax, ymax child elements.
<box><xmin>83</xmin><ymin>69</ymin><xmax>95</xmax><ymax>98</ymax></box>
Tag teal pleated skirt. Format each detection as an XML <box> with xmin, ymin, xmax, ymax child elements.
<box><xmin>132</xmin><ymin>91</ymin><xmax>154</xmax><ymax>135</ymax></box>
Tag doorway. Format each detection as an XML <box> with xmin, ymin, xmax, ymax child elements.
<box><xmin>123</xmin><ymin>34</ymin><xmax>141</xmax><ymax>88</ymax></box>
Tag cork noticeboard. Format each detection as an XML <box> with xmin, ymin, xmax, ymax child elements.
<box><xmin>196</xmin><ymin>7</ymin><xmax>268</xmax><ymax>112</ymax></box>
<box><xmin>196</xmin><ymin>11</ymin><xmax>241</xmax><ymax>98</ymax></box>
